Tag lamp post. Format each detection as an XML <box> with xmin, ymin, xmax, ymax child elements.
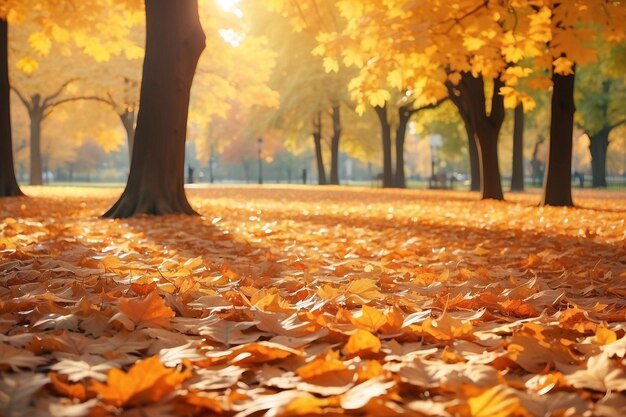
<box><xmin>257</xmin><ymin>137</ymin><xmax>264</xmax><ymax>185</ymax></box>
<box><xmin>429</xmin><ymin>134</ymin><xmax>442</xmax><ymax>179</ymax></box>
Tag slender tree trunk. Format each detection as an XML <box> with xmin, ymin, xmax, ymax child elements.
<box><xmin>29</xmin><ymin>98</ymin><xmax>44</xmax><ymax>186</ymax></box>
<box><xmin>394</xmin><ymin>106</ymin><xmax>411</xmax><ymax>188</ymax></box>
<box><xmin>104</xmin><ymin>0</ymin><xmax>206</xmax><ymax>218</ymax></box>
<box><xmin>510</xmin><ymin>103</ymin><xmax>525</xmax><ymax>191</ymax></box>
<box><xmin>329</xmin><ymin>105</ymin><xmax>340</xmax><ymax>185</ymax></box>
<box><xmin>312</xmin><ymin>111</ymin><xmax>327</xmax><ymax>185</ymax></box>
<box><xmin>373</xmin><ymin>104</ymin><xmax>393</xmax><ymax>188</ymax></box>
<box><xmin>458</xmin><ymin>73</ymin><xmax>505</xmax><ymax>200</ymax></box>
<box><xmin>467</xmin><ymin>125</ymin><xmax>480</xmax><ymax>191</ymax></box>
<box><xmin>447</xmin><ymin>81</ymin><xmax>480</xmax><ymax>191</ymax></box>
<box><xmin>541</xmin><ymin>69</ymin><xmax>575</xmax><ymax>207</ymax></box>
<box><xmin>0</xmin><ymin>19</ymin><xmax>23</xmax><ymax>197</ymax></box>
<box><xmin>475</xmin><ymin>128</ymin><xmax>503</xmax><ymax>199</ymax></box>
<box><xmin>120</xmin><ymin>109</ymin><xmax>136</xmax><ymax>161</ymax></box>
<box><xmin>589</xmin><ymin>129</ymin><xmax>609</xmax><ymax>188</ymax></box>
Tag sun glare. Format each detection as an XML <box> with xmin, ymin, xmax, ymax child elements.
<box><xmin>216</xmin><ymin>0</ymin><xmax>243</xmax><ymax>17</ymax></box>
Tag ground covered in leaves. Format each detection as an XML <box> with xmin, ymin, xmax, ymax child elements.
<box><xmin>1</xmin><ymin>186</ymin><xmax>626</xmax><ymax>417</ymax></box>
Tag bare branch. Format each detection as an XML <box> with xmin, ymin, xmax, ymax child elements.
<box><xmin>41</xmin><ymin>78</ymin><xmax>79</xmax><ymax>109</ymax></box>
<box><xmin>43</xmin><ymin>95</ymin><xmax>110</xmax><ymax>119</ymax></box>
<box><xmin>9</xmin><ymin>85</ymin><xmax>31</xmax><ymax>110</ymax></box>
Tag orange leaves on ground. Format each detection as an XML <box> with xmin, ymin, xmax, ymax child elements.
<box><xmin>89</xmin><ymin>356</ymin><xmax>191</xmax><ymax>407</ymax></box>
<box><xmin>3</xmin><ymin>186</ymin><xmax>626</xmax><ymax>416</ymax></box>
<box><xmin>112</xmin><ymin>290</ymin><xmax>175</xmax><ymax>330</ymax></box>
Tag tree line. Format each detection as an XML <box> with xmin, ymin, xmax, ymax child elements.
<box><xmin>1</xmin><ymin>0</ymin><xmax>625</xmax><ymax>217</ymax></box>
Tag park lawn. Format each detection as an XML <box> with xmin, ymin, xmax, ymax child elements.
<box><xmin>1</xmin><ymin>186</ymin><xmax>626</xmax><ymax>416</ymax></box>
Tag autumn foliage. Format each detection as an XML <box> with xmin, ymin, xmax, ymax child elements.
<box><xmin>1</xmin><ymin>186</ymin><xmax>626</xmax><ymax>416</ymax></box>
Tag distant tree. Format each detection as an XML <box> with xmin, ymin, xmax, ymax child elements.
<box><xmin>576</xmin><ymin>45</ymin><xmax>626</xmax><ymax>188</ymax></box>
<box><xmin>510</xmin><ymin>103</ymin><xmax>525</xmax><ymax>191</ymax></box>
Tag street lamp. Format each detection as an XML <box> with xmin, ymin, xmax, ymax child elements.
<box><xmin>257</xmin><ymin>137</ymin><xmax>264</xmax><ymax>185</ymax></box>
<box><xmin>429</xmin><ymin>134</ymin><xmax>442</xmax><ymax>179</ymax></box>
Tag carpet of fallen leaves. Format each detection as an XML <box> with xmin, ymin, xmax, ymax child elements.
<box><xmin>1</xmin><ymin>186</ymin><xmax>626</xmax><ymax>417</ymax></box>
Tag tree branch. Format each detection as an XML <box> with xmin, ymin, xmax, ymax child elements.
<box><xmin>609</xmin><ymin>119</ymin><xmax>626</xmax><ymax>131</ymax></box>
<box><xmin>41</xmin><ymin>78</ymin><xmax>79</xmax><ymax>108</ymax></box>
<box><xmin>43</xmin><ymin>95</ymin><xmax>110</xmax><ymax>119</ymax></box>
<box><xmin>10</xmin><ymin>85</ymin><xmax>31</xmax><ymax>110</ymax></box>
<box><xmin>407</xmin><ymin>97</ymin><xmax>450</xmax><ymax>116</ymax></box>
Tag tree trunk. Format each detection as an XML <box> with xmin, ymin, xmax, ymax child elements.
<box><xmin>510</xmin><ymin>103</ymin><xmax>525</xmax><ymax>191</ymax></box>
<box><xmin>29</xmin><ymin>97</ymin><xmax>44</xmax><ymax>186</ymax></box>
<box><xmin>446</xmin><ymin>81</ymin><xmax>480</xmax><ymax>191</ymax></box>
<box><xmin>541</xmin><ymin>69</ymin><xmax>575</xmax><ymax>207</ymax></box>
<box><xmin>329</xmin><ymin>105</ymin><xmax>340</xmax><ymax>185</ymax></box>
<box><xmin>589</xmin><ymin>129</ymin><xmax>609</xmax><ymax>188</ymax></box>
<box><xmin>312</xmin><ymin>111</ymin><xmax>327</xmax><ymax>185</ymax></box>
<box><xmin>458</xmin><ymin>73</ymin><xmax>505</xmax><ymax>200</ymax></box>
<box><xmin>467</xmin><ymin>125</ymin><xmax>480</xmax><ymax>191</ymax></box>
<box><xmin>0</xmin><ymin>19</ymin><xmax>23</xmax><ymax>197</ymax></box>
<box><xmin>120</xmin><ymin>109</ymin><xmax>136</xmax><ymax>161</ymax></box>
<box><xmin>104</xmin><ymin>0</ymin><xmax>206</xmax><ymax>218</ymax></box>
<box><xmin>394</xmin><ymin>106</ymin><xmax>411</xmax><ymax>188</ymax></box>
<box><xmin>374</xmin><ymin>104</ymin><xmax>393</xmax><ymax>188</ymax></box>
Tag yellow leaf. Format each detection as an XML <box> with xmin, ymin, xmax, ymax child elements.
<box><xmin>595</xmin><ymin>327</ymin><xmax>617</xmax><ymax>346</ymax></box>
<box><xmin>27</xmin><ymin>32</ymin><xmax>51</xmax><ymax>55</ymax></box>
<box><xmin>468</xmin><ymin>385</ymin><xmax>524</xmax><ymax>417</ymax></box>
<box><xmin>553</xmin><ymin>57</ymin><xmax>574</xmax><ymax>75</ymax></box>
<box><xmin>368</xmin><ymin>89</ymin><xmax>391</xmax><ymax>109</ymax></box>
<box><xmin>323</xmin><ymin>57</ymin><xmax>339</xmax><ymax>73</ymax></box>
<box><xmin>344</xmin><ymin>329</ymin><xmax>381</xmax><ymax>355</ymax></box>
<box><xmin>351</xmin><ymin>305</ymin><xmax>387</xmax><ymax>332</ymax></box>
<box><xmin>16</xmin><ymin>57</ymin><xmax>39</xmax><ymax>75</ymax></box>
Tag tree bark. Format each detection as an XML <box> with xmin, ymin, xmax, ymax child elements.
<box><xmin>458</xmin><ymin>73</ymin><xmax>505</xmax><ymax>200</ymax></box>
<box><xmin>120</xmin><ymin>109</ymin><xmax>136</xmax><ymax>161</ymax></box>
<box><xmin>589</xmin><ymin>128</ymin><xmax>609</xmax><ymax>188</ymax></box>
<box><xmin>104</xmin><ymin>0</ymin><xmax>206</xmax><ymax>218</ymax></box>
<box><xmin>28</xmin><ymin>96</ymin><xmax>44</xmax><ymax>186</ymax></box>
<box><xmin>373</xmin><ymin>104</ymin><xmax>393</xmax><ymax>188</ymax></box>
<box><xmin>510</xmin><ymin>103</ymin><xmax>525</xmax><ymax>191</ymax></box>
<box><xmin>0</xmin><ymin>19</ymin><xmax>23</xmax><ymax>197</ymax></box>
<box><xmin>394</xmin><ymin>105</ymin><xmax>411</xmax><ymax>188</ymax></box>
<box><xmin>329</xmin><ymin>105</ymin><xmax>340</xmax><ymax>185</ymax></box>
<box><xmin>541</xmin><ymin>69</ymin><xmax>575</xmax><ymax>207</ymax></box>
<box><xmin>446</xmin><ymin>81</ymin><xmax>480</xmax><ymax>191</ymax></box>
<box><xmin>312</xmin><ymin>111</ymin><xmax>327</xmax><ymax>185</ymax></box>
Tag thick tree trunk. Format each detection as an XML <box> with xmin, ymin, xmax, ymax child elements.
<box><xmin>510</xmin><ymin>103</ymin><xmax>525</xmax><ymax>191</ymax></box>
<box><xmin>374</xmin><ymin>104</ymin><xmax>393</xmax><ymax>188</ymax></box>
<box><xmin>104</xmin><ymin>0</ymin><xmax>206</xmax><ymax>218</ymax></box>
<box><xmin>29</xmin><ymin>99</ymin><xmax>44</xmax><ymax>186</ymax></box>
<box><xmin>0</xmin><ymin>20</ymin><xmax>23</xmax><ymax>197</ymax></box>
<box><xmin>120</xmin><ymin>109</ymin><xmax>136</xmax><ymax>161</ymax></box>
<box><xmin>447</xmin><ymin>81</ymin><xmax>480</xmax><ymax>191</ymax></box>
<box><xmin>329</xmin><ymin>105</ymin><xmax>340</xmax><ymax>185</ymax></box>
<box><xmin>589</xmin><ymin>129</ymin><xmax>609</xmax><ymax>188</ymax></box>
<box><xmin>458</xmin><ymin>73</ymin><xmax>505</xmax><ymax>200</ymax></box>
<box><xmin>394</xmin><ymin>106</ymin><xmax>411</xmax><ymax>188</ymax></box>
<box><xmin>541</xmin><ymin>70</ymin><xmax>575</xmax><ymax>207</ymax></box>
<box><xmin>312</xmin><ymin>111</ymin><xmax>327</xmax><ymax>185</ymax></box>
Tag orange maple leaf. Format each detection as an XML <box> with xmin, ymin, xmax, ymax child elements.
<box><xmin>297</xmin><ymin>351</ymin><xmax>347</xmax><ymax>380</ymax></box>
<box><xmin>89</xmin><ymin>356</ymin><xmax>191</xmax><ymax>407</ymax></box>
<box><xmin>112</xmin><ymin>291</ymin><xmax>175</xmax><ymax>330</ymax></box>
<box><xmin>344</xmin><ymin>329</ymin><xmax>381</xmax><ymax>356</ymax></box>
